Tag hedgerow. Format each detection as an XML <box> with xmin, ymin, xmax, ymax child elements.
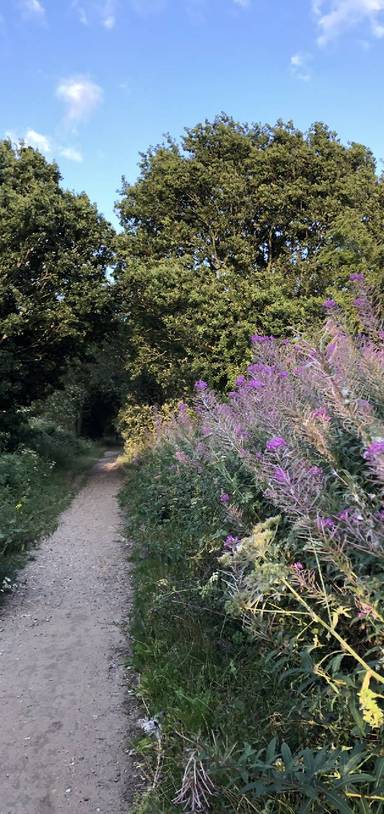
<box><xmin>121</xmin><ymin>274</ymin><xmax>384</xmax><ymax>813</ymax></box>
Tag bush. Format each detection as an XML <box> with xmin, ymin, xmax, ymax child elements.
<box><xmin>121</xmin><ymin>274</ymin><xmax>384</xmax><ymax>813</ymax></box>
<box><xmin>0</xmin><ymin>422</ymin><xmax>98</xmax><ymax>589</ymax></box>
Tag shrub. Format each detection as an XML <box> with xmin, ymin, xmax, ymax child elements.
<box><xmin>122</xmin><ymin>274</ymin><xmax>384</xmax><ymax>812</ymax></box>
<box><xmin>0</xmin><ymin>422</ymin><xmax>97</xmax><ymax>588</ymax></box>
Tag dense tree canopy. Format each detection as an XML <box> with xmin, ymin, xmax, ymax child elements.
<box><xmin>116</xmin><ymin>115</ymin><xmax>384</xmax><ymax>400</ymax></box>
<box><xmin>0</xmin><ymin>140</ymin><xmax>115</xmax><ymax>438</ymax></box>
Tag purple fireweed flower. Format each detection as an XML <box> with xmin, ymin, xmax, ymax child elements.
<box><xmin>323</xmin><ymin>298</ymin><xmax>337</xmax><ymax>310</ymax></box>
<box><xmin>194</xmin><ymin>379</ymin><xmax>208</xmax><ymax>391</ymax></box>
<box><xmin>354</xmin><ymin>297</ymin><xmax>365</xmax><ymax>308</ymax></box>
<box><xmin>220</xmin><ymin>493</ymin><xmax>230</xmax><ymax>504</ymax></box>
<box><xmin>178</xmin><ymin>402</ymin><xmax>187</xmax><ymax>414</ymax></box>
<box><xmin>279</xmin><ymin>370</ymin><xmax>289</xmax><ymax>378</ymax></box>
<box><xmin>311</xmin><ymin>407</ymin><xmax>331</xmax><ymax>422</ymax></box>
<box><xmin>266</xmin><ymin>436</ymin><xmax>287</xmax><ymax>451</ymax></box>
<box><xmin>357</xmin><ymin>603</ymin><xmax>373</xmax><ymax>619</ymax></box>
<box><xmin>338</xmin><ymin>508</ymin><xmax>351</xmax><ymax>521</ymax></box>
<box><xmin>224</xmin><ymin>535</ymin><xmax>240</xmax><ymax>550</ymax></box>
<box><xmin>251</xmin><ymin>334</ymin><xmax>272</xmax><ymax>344</ymax></box>
<box><xmin>378</xmin><ymin>331</ymin><xmax>384</xmax><ymax>341</ymax></box>
<box><xmin>307</xmin><ymin>465</ymin><xmax>323</xmax><ymax>477</ymax></box>
<box><xmin>235</xmin><ymin>375</ymin><xmax>246</xmax><ymax>386</ymax></box>
<box><xmin>363</xmin><ymin>440</ymin><xmax>384</xmax><ymax>459</ymax></box>
<box><xmin>350</xmin><ymin>272</ymin><xmax>365</xmax><ymax>282</ymax></box>
<box><xmin>247</xmin><ymin>378</ymin><xmax>264</xmax><ymax>389</ymax></box>
<box><xmin>273</xmin><ymin>466</ymin><xmax>291</xmax><ymax>485</ymax></box>
<box><xmin>292</xmin><ymin>562</ymin><xmax>304</xmax><ymax>571</ymax></box>
<box><xmin>316</xmin><ymin>516</ymin><xmax>336</xmax><ymax>531</ymax></box>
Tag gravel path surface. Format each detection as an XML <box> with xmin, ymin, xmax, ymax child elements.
<box><xmin>0</xmin><ymin>451</ymin><xmax>138</xmax><ymax>814</ymax></box>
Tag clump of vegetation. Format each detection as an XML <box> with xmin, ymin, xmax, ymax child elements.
<box><xmin>0</xmin><ymin>420</ymin><xmax>100</xmax><ymax>590</ymax></box>
<box><xmin>121</xmin><ymin>275</ymin><xmax>384</xmax><ymax>812</ymax></box>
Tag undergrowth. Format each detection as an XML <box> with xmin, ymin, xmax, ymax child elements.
<box><xmin>0</xmin><ymin>419</ymin><xmax>101</xmax><ymax>589</ymax></box>
<box><xmin>121</xmin><ymin>274</ymin><xmax>384</xmax><ymax>813</ymax></box>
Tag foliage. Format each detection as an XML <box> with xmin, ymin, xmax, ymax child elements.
<box><xmin>116</xmin><ymin>115</ymin><xmax>384</xmax><ymax>400</ymax></box>
<box><xmin>0</xmin><ymin>420</ymin><xmax>99</xmax><ymax>589</ymax></box>
<box><xmin>0</xmin><ymin>139</ymin><xmax>115</xmax><ymax>442</ymax></box>
<box><xmin>122</xmin><ymin>276</ymin><xmax>384</xmax><ymax>812</ymax></box>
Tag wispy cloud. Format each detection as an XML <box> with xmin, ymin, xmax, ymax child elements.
<box><xmin>72</xmin><ymin>0</ymin><xmax>117</xmax><ymax>29</ymax></box>
<box><xmin>24</xmin><ymin>128</ymin><xmax>51</xmax><ymax>153</ymax></box>
<box><xmin>60</xmin><ymin>146</ymin><xmax>83</xmax><ymax>162</ymax></box>
<box><xmin>6</xmin><ymin>128</ymin><xmax>83</xmax><ymax>163</ymax></box>
<box><xmin>56</xmin><ymin>76</ymin><xmax>103</xmax><ymax>123</ymax></box>
<box><xmin>19</xmin><ymin>0</ymin><xmax>46</xmax><ymax>19</ymax></box>
<box><xmin>290</xmin><ymin>51</ymin><xmax>312</xmax><ymax>80</ymax></box>
<box><xmin>101</xmin><ymin>0</ymin><xmax>116</xmax><ymax>28</ymax></box>
<box><xmin>314</xmin><ymin>0</ymin><xmax>384</xmax><ymax>45</ymax></box>
<box><xmin>233</xmin><ymin>0</ymin><xmax>251</xmax><ymax>7</ymax></box>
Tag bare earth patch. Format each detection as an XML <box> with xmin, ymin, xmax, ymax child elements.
<box><xmin>0</xmin><ymin>451</ymin><xmax>139</xmax><ymax>814</ymax></box>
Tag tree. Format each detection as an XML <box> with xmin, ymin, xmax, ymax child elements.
<box><xmin>116</xmin><ymin>115</ymin><xmax>384</xmax><ymax>400</ymax></box>
<box><xmin>0</xmin><ymin>140</ymin><xmax>115</xmax><ymax>440</ymax></box>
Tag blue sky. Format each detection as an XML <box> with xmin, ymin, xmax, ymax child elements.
<box><xmin>1</xmin><ymin>0</ymin><xmax>384</xmax><ymax>226</ymax></box>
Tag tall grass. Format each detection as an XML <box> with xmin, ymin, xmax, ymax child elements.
<box><xmin>0</xmin><ymin>420</ymin><xmax>100</xmax><ymax>589</ymax></box>
<box><xmin>121</xmin><ymin>274</ymin><xmax>384</xmax><ymax>813</ymax></box>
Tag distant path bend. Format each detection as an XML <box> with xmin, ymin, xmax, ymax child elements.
<box><xmin>0</xmin><ymin>450</ymin><xmax>137</xmax><ymax>814</ymax></box>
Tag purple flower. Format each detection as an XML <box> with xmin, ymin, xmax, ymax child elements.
<box><xmin>338</xmin><ymin>508</ymin><xmax>351</xmax><ymax>521</ymax></box>
<box><xmin>266</xmin><ymin>436</ymin><xmax>287</xmax><ymax>451</ymax></box>
<box><xmin>220</xmin><ymin>493</ymin><xmax>230</xmax><ymax>504</ymax></box>
<box><xmin>323</xmin><ymin>298</ymin><xmax>337</xmax><ymax>310</ymax></box>
<box><xmin>273</xmin><ymin>466</ymin><xmax>290</xmax><ymax>485</ymax></box>
<box><xmin>279</xmin><ymin>370</ymin><xmax>289</xmax><ymax>378</ymax></box>
<box><xmin>316</xmin><ymin>516</ymin><xmax>335</xmax><ymax>531</ymax></box>
<box><xmin>247</xmin><ymin>378</ymin><xmax>264</xmax><ymax>389</ymax></box>
<box><xmin>235</xmin><ymin>375</ymin><xmax>246</xmax><ymax>386</ymax></box>
<box><xmin>224</xmin><ymin>535</ymin><xmax>239</xmax><ymax>550</ymax></box>
<box><xmin>363</xmin><ymin>440</ymin><xmax>384</xmax><ymax>459</ymax></box>
<box><xmin>378</xmin><ymin>331</ymin><xmax>384</xmax><ymax>341</ymax></box>
<box><xmin>292</xmin><ymin>562</ymin><xmax>304</xmax><ymax>571</ymax></box>
<box><xmin>354</xmin><ymin>297</ymin><xmax>365</xmax><ymax>308</ymax></box>
<box><xmin>178</xmin><ymin>402</ymin><xmax>187</xmax><ymax>414</ymax></box>
<box><xmin>251</xmin><ymin>334</ymin><xmax>272</xmax><ymax>344</ymax></box>
<box><xmin>357</xmin><ymin>603</ymin><xmax>373</xmax><ymax>619</ymax></box>
<box><xmin>311</xmin><ymin>406</ymin><xmax>330</xmax><ymax>422</ymax></box>
<box><xmin>350</xmin><ymin>273</ymin><xmax>365</xmax><ymax>282</ymax></box>
<box><xmin>194</xmin><ymin>379</ymin><xmax>208</xmax><ymax>391</ymax></box>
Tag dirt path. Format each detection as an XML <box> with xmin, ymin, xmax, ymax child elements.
<box><xmin>0</xmin><ymin>451</ymin><xmax>138</xmax><ymax>814</ymax></box>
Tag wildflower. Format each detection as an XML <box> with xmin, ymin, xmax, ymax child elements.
<box><xmin>316</xmin><ymin>516</ymin><xmax>335</xmax><ymax>531</ymax></box>
<box><xmin>354</xmin><ymin>297</ymin><xmax>365</xmax><ymax>308</ymax></box>
<box><xmin>338</xmin><ymin>508</ymin><xmax>351</xmax><ymax>521</ymax></box>
<box><xmin>363</xmin><ymin>440</ymin><xmax>384</xmax><ymax>459</ymax></box>
<box><xmin>350</xmin><ymin>272</ymin><xmax>365</xmax><ymax>282</ymax></box>
<box><xmin>220</xmin><ymin>493</ymin><xmax>230</xmax><ymax>504</ymax></box>
<box><xmin>323</xmin><ymin>298</ymin><xmax>337</xmax><ymax>309</ymax></box>
<box><xmin>266</xmin><ymin>436</ymin><xmax>287</xmax><ymax>451</ymax></box>
<box><xmin>247</xmin><ymin>378</ymin><xmax>264</xmax><ymax>389</ymax></box>
<box><xmin>178</xmin><ymin>401</ymin><xmax>187</xmax><ymax>414</ymax></box>
<box><xmin>357</xmin><ymin>602</ymin><xmax>373</xmax><ymax>619</ymax></box>
<box><xmin>272</xmin><ymin>466</ymin><xmax>290</xmax><ymax>485</ymax></box>
<box><xmin>224</xmin><ymin>535</ymin><xmax>239</xmax><ymax>550</ymax></box>
<box><xmin>194</xmin><ymin>379</ymin><xmax>208</xmax><ymax>391</ymax></box>
<box><xmin>251</xmin><ymin>334</ymin><xmax>272</xmax><ymax>344</ymax></box>
<box><xmin>235</xmin><ymin>375</ymin><xmax>246</xmax><ymax>386</ymax></box>
<box><xmin>292</xmin><ymin>562</ymin><xmax>304</xmax><ymax>571</ymax></box>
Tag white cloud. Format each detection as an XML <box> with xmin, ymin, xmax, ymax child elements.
<box><xmin>314</xmin><ymin>0</ymin><xmax>384</xmax><ymax>44</ymax></box>
<box><xmin>24</xmin><ymin>128</ymin><xmax>51</xmax><ymax>153</ymax></box>
<box><xmin>290</xmin><ymin>51</ymin><xmax>312</xmax><ymax>80</ymax></box>
<box><xmin>101</xmin><ymin>0</ymin><xmax>116</xmax><ymax>27</ymax></box>
<box><xmin>56</xmin><ymin>76</ymin><xmax>103</xmax><ymax>122</ymax></box>
<box><xmin>60</xmin><ymin>146</ymin><xmax>83</xmax><ymax>162</ymax></box>
<box><xmin>233</xmin><ymin>0</ymin><xmax>251</xmax><ymax>7</ymax></box>
<box><xmin>20</xmin><ymin>0</ymin><xmax>45</xmax><ymax>18</ymax></box>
